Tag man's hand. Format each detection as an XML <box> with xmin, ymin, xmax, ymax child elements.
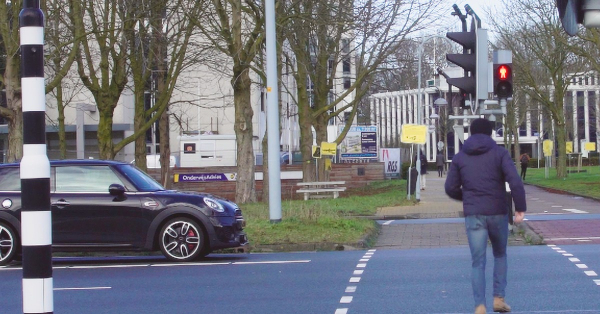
<box><xmin>514</xmin><ymin>211</ymin><xmax>525</xmax><ymax>224</ymax></box>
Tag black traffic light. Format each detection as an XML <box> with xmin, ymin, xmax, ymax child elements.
<box><xmin>493</xmin><ymin>63</ymin><xmax>513</xmax><ymax>98</ymax></box>
<box><xmin>446</xmin><ymin>30</ymin><xmax>476</xmax><ymax>98</ymax></box>
<box><xmin>446</xmin><ymin>28</ymin><xmax>488</xmax><ymax>105</ymax></box>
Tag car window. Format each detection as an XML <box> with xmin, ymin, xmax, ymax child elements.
<box><xmin>115</xmin><ymin>164</ymin><xmax>164</xmax><ymax>192</ymax></box>
<box><xmin>55</xmin><ymin>165</ymin><xmax>123</xmax><ymax>193</ymax></box>
<box><xmin>0</xmin><ymin>167</ymin><xmax>21</xmax><ymax>191</ymax></box>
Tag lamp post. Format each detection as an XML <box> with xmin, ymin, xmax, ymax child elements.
<box><xmin>416</xmin><ymin>35</ymin><xmax>451</xmax><ymax>201</ymax></box>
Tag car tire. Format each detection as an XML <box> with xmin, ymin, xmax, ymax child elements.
<box><xmin>0</xmin><ymin>222</ymin><xmax>18</xmax><ymax>266</ymax></box>
<box><xmin>159</xmin><ymin>217</ymin><xmax>205</xmax><ymax>262</ymax></box>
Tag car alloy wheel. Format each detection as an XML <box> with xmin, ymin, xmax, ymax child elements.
<box><xmin>159</xmin><ymin>218</ymin><xmax>204</xmax><ymax>262</ymax></box>
<box><xmin>0</xmin><ymin>222</ymin><xmax>17</xmax><ymax>266</ymax></box>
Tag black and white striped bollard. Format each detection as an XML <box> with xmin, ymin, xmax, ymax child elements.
<box><xmin>19</xmin><ymin>1</ymin><xmax>53</xmax><ymax>313</ymax></box>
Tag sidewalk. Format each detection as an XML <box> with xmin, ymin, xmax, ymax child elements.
<box><xmin>376</xmin><ymin>175</ymin><xmax>463</xmax><ymax>219</ymax></box>
<box><xmin>374</xmin><ymin>175</ymin><xmax>543</xmax><ymax>249</ymax></box>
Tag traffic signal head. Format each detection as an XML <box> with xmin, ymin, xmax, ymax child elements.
<box><xmin>446</xmin><ymin>28</ymin><xmax>489</xmax><ymax>104</ymax></box>
<box><xmin>494</xmin><ymin>63</ymin><xmax>513</xmax><ymax>98</ymax></box>
<box><xmin>493</xmin><ymin>50</ymin><xmax>513</xmax><ymax>99</ymax></box>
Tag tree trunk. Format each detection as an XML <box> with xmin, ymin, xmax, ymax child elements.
<box><xmin>261</xmin><ymin>127</ymin><xmax>269</xmax><ymax>202</ymax></box>
<box><xmin>134</xmin><ymin>86</ymin><xmax>148</xmax><ymax>171</ymax></box>
<box><xmin>314</xmin><ymin>115</ymin><xmax>328</xmax><ymax>181</ymax></box>
<box><xmin>555</xmin><ymin>121</ymin><xmax>568</xmax><ymax>179</ymax></box>
<box><xmin>159</xmin><ymin>109</ymin><xmax>171</xmax><ymax>188</ymax></box>
<box><xmin>97</xmin><ymin>103</ymin><xmax>116</xmax><ymax>160</ymax></box>
<box><xmin>5</xmin><ymin>108</ymin><xmax>22</xmax><ymax>163</ymax></box>
<box><xmin>56</xmin><ymin>84</ymin><xmax>67</xmax><ymax>159</ymax></box>
<box><xmin>233</xmin><ymin>66</ymin><xmax>256</xmax><ymax>203</ymax></box>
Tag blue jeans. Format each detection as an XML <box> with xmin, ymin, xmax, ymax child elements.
<box><xmin>465</xmin><ymin>214</ymin><xmax>508</xmax><ymax>308</ymax></box>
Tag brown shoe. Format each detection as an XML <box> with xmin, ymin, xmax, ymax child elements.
<box><xmin>493</xmin><ymin>297</ymin><xmax>511</xmax><ymax>312</ymax></box>
<box><xmin>475</xmin><ymin>304</ymin><xmax>486</xmax><ymax>314</ymax></box>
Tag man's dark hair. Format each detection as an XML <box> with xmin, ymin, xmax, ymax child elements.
<box><xmin>470</xmin><ymin>118</ymin><xmax>493</xmax><ymax>136</ymax></box>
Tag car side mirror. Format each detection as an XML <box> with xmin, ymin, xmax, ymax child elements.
<box><xmin>109</xmin><ymin>184</ymin><xmax>126</xmax><ymax>196</ymax></box>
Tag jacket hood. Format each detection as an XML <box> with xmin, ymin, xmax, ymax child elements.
<box><xmin>463</xmin><ymin>134</ymin><xmax>497</xmax><ymax>156</ymax></box>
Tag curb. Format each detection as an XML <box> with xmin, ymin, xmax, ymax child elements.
<box><xmin>513</xmin><ymin>221</ymin><xmax>544</xmax><ymax>245</ymax></box>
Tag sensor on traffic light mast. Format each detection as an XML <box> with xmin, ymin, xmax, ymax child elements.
<box><xmin>493</xmin><ymin>50</ymin><xmax>513</xmax><ymax>99</ymax></box>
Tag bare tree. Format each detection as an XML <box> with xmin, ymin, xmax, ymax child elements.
<box><xmin>490</xmin><ymin>0</ymin><xmax>586</xmax><ymax>179</ymax></box>
<box><xmin>122</xmin><ymin>0</ymin><xmax>202</xmax><ymax>189</ymax></box>
<box><xmin>189</xmin><ymin>0</ymin><xmax>265</xmax><ymax>203</ymax></box>
<box><xmin>68</xmin><ymin>0</ymin><xmax>130</xmax><ymax>160</ymax></box>
<box><xmin>281</xmin><ymin>0</ymin><xmax>445</xmax><ymax>180</ymax></box>
<box><xmin>0</xmin><ymin>0</ymin><xmax>79</xmax><ymax>162</ymax></box>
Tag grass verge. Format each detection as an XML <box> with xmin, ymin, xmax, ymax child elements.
<box><xmin>524</xmin><ymin>166</ymin><xmax>600</xmax><ymax>199</ymax></box>
<box><xmin>242</xmin><ymin>179</ymin><xmax>413</xmax><ymax>247</ymax></box>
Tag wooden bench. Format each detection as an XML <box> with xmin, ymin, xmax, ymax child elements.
<box><xmin>296</xmin><ymin>181</ymin><xmax>346</xmax><ymax>200</ymax></box>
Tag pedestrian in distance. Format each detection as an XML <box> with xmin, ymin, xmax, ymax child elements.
<box><xmin>436</xmin><ymin>151</ymin><xmax>445</xmax><ymax>177</ymax></box>
<box><xmin>444</xmin><ymin>118</ymin><xmax>527</xmax><ymax>314</ymax></box>
<box><xmin>519</xmin><ymin>152</ymin><xmax>530</xmax><ymax>180</ymax></box>
<box><xmin>419</xmin><ymin>150</ymin><xmax>428</xmax><ymax>190</ymax></box>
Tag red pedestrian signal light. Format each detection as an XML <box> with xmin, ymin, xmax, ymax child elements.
<box><xmin>493</xmin><ymin>63</ymin><xmax>513</xmax><ymax>98</ymax></box>
<box><xmin>497</xmin><ymin>65</ymin><xmax>510</xmax><ymax>80</ymax></box>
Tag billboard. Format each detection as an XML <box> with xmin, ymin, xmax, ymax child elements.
<box><xmin>339</xmin><ymin>126</ymin><xmax>378</xmax><ymax>160</ymax></box>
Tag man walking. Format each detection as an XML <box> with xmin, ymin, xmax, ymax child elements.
<box><xmin>436</xmin><ymin>151</ymin><xmax>445</xmax><ymax>177</ymax></box>
<box><xmin>519</xmin><ymin>152</ymin><xmax>530</xmax><ymax>180</ymax></box>
<box><xmin>445</xmin><ymin>118</ymin><xmax>526</xmax><ymax>314</ymax></box>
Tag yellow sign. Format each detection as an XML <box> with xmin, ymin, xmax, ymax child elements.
<box><xmin>543</xmin><ymin>140</ymin><xmax>553</xmax><ymax>157</ymax></box>
<box><xmin>321</xmin><ymin>142</ymin><xmax>337</xmax><ymax>156</ymax></box>
<box><xmin>267</xmin><ymin>87</ymin><xmax>272</xmax><ymax>92</ymax></box>
<box><xmin>312</xmin><ymin>145</ymin><xmax>321</xmax><ymax>159</ymax></box>
<box><xmin>584</xmin><ymin>142</ymin><xmax>596</xmax><ymax>152</ymax></box>
<box><xmin>566</xmin><ymin>141</ymin><xmax>573</xmax><ymax>154</ymax></box>
<box><xmin>400</xmin><ymin>124</ymin><xmax>428</xmax><ymax>144</ymax></box>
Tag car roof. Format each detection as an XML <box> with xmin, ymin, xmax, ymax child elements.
<box><xmin>0</xmin><ymin>159</ymin><xmax>129</xmax><ymax>167</ymax></box>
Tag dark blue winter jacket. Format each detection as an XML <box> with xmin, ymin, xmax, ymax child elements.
<box><xmin>444</xmin><ymin>134</ymin><xmax>527</xmax><ymax>216</ymax></box>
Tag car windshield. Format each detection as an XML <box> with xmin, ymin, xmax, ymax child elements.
<box><xmin>116</xmin><ymin>164</ymin><xmax>165</xmax><ymax>192</ymax></box>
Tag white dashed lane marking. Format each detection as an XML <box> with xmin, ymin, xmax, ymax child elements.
<box><xmin>336</xmin><ymin>249</ymin><xmax>376</xmax><ymax>313</ymax></box>
<box><xmin>547</xmin><ymin>245</ymin><xmax>599</xmax><ymax>286</ymax></box>
<box><xmin>562</xmin><ymin>208</ymin><xmax>588</xmax><ymax>214</ymax></box>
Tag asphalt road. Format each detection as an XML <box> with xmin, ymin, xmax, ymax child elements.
<box><xmin>1</xmin><ymin>244</ymin><xmax>599</xmax><ymax>313</ymax></box>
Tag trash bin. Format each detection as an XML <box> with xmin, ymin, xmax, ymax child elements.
<box><xmin>407</xmin><ymin>167</ymin><xmax>418</xmax><ymax>195</ymax></box>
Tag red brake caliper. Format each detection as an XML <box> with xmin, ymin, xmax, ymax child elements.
<box><xmin>187</xmin><ymin>230</ymin><xmax>195</xmax><ymax>250</ymax></box>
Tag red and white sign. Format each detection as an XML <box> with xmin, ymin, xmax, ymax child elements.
<box><xmin>379</xmin><ymin>148</ymin><xmax>401</xmax><ymax>178</ymax></box>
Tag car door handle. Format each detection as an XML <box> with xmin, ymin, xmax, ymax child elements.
<box><xmin>52</xmin><ymin>200</ymin><xmax>70</xmax><ymax>207</ymax></box>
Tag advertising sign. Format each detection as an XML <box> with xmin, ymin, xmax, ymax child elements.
<box><xmin>379</xmin><ymin>148</ymin><xmax>401</xmax><ymax>178</ymax></box>
<box><xmin>566</xmin><ymin>141</ymin><xmax>573</xmax><ymax>154</ymax></box>
<box><xmin>339</xmin><ymin>126</ymin><xmax>378</xmax><ymax>159</ymax></box>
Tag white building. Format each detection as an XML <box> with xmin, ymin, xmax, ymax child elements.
<box><xmin>369</xmin><ymin>71</ymin><xmax>600</xmax><ymax>162</ymax></box>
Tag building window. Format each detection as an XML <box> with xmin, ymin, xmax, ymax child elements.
<box><xmin>341</xmin><ymin>39</ymin><xmax>350</xmax><ymax>54</ymax></box>
<box><xmin>343</xmin><ymin>58</ymin><xmax>351</xmax><ymax>74</ymax></box>
<box><xmin>343</xmin><ymin>77</ymin><xmax>351</xmax><ymax>89</ymax></box>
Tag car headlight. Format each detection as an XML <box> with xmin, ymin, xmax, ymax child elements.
<box><xmin>203</xmin><ymin>197</ymin><xmax>225</xmax><ymax>213</ymax></box>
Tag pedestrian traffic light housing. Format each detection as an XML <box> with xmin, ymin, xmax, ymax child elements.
<box><xmin>493</xmin><ymin>63</ymin><xmax>513</xmax><ymax>98</ymax></box>
<box><xmin>493</xmin><ymin>50</ymin><xmax>513</xmax><ymax>99</ymax></box>
<box><xmin>446</xmin><ymin>28</ymin><xmax>489</xmax><ymax>108</ymax></box>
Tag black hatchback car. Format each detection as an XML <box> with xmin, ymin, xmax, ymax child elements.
<box><xmin>0</xmin><ymin>159</ymin><xmax>247</xmax><ymax>265</ymax></box>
